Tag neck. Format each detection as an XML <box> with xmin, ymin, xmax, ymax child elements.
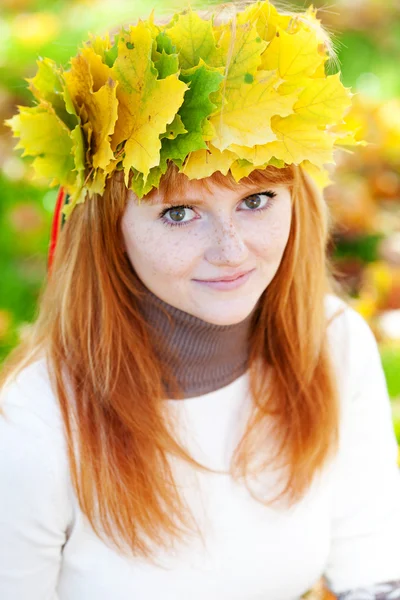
<box><xmin>136</xmin><ymin>281</ymin><xmax>257</xmax><ymax>399</ymax></box>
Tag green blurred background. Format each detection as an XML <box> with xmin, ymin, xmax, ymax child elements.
<box><xmin>1</xmin><ymin>0</ymin><xmax>400</xmax><ymax>448</ymax></box>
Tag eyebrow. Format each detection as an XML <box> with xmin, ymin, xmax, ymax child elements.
<box><xmin>147</xmin><ymin>195</ymin><xmax>208</xmax><ymax>207</ymax></box>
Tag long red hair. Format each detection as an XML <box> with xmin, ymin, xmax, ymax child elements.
<box><xmin>0</xmin><ymin>163</ymin><xmax>345</xmax><ymax>561</ymax></box>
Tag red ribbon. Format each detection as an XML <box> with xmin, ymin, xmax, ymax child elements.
<box><xmin>48</xmin><ymin>186</ymin><xmax>66</xmax><ymax>273</ymax></box>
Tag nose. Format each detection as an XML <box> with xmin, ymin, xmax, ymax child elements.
<box><xmin>204</xmin><ymin>217</ymin><xmax>249</xmax><ymax>266</ymax></box>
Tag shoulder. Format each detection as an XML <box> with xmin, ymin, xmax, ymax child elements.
<box><xmin>324</xmin><ymin>292</ymin><xmax>377</xmax><ymax>346</ymax></box>
<box><xmin>0</xmin><ymin>357</ymin><xmax>64</xmax><ymax>435</ymax></box>
<box><xmin>324</xmin><ymin>293</ymin><xmax>382</xmax><ymax>399</ymax></box>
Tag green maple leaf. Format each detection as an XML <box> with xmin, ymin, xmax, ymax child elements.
<box><xmin>130</xmin><ymin>157</ymin><xmax>168</xmax><ymax>198</ymax></box>
<box><xmin>154</xmin><ymin>50</ymin><xmax>179</xmax><ymax>79</ymax></box>
<box><xmin>162</xmin><ymin>61</ymin><xmax>223</xmax><ymax>162</ymax></box>
<box><xmin>160</xmin><ymin>114</ymin><xmax>187</xmax><ymax>140</ymax></box>
<box><xmin>156</xmin><ymin>31</ymin><xmax>176</xmax><ymax>55</ymax></box>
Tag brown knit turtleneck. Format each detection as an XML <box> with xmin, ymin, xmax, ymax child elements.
<box><xmin>136</xmin><ymin>281</ymin><xmax>257</xmax><ymax>399</ymax></box>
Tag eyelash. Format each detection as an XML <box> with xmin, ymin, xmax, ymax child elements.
<box><xmin>158</xmin><ymin>191</ymin><xmax>278</xmax><ymax>229</ymax></box>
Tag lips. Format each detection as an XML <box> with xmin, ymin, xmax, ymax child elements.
<box><xmin>197</xmin><ymin>269</ymin><xmax>253</xmax><ymax>282</ymax></box>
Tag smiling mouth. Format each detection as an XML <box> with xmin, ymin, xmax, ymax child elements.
<box><xmin>192</xmin><ymin>270</ymin><xmax>255</xmax><ymax>290</ymax></box>
<box><xmin>196</xmin><ymin>270</ymin><xmax>254</xmax><ymax>283</ymax></box>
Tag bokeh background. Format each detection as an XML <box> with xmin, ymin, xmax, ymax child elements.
<box><xmin>1</xmin><ymin>0</ymin><xmax>400</xmax><ymax>438</ymax></box>
<box><xmin>1</xmin><ymin>2</ymin><xmax>399</xmax><ymax>598</ymax></box>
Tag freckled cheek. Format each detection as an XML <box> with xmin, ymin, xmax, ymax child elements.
<box><xmin>249</xmin><ymin>220</ymin><xmax>291</xmax><ymax>258</ymax></box>
<box><xmin>128</xmin><ymin>226</ymin><xmax>202</xmax><ymax>278</ymax></box>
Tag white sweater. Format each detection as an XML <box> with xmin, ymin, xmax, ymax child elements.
<box><xmin>0</xmin><ymin>294</ymin><xmax>399</xmax><ymax>600</ymax></box>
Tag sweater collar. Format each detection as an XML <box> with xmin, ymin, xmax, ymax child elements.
<box><xmin>136</xmin><ymin>281</ymin><xmax>256</xmax><ymax>399</ymax></box>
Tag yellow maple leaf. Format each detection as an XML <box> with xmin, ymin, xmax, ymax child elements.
<box><xmin>80</xmin><ymin>47</ymin><xmax>115</xmax><ymax>92</ymax></box>
<box><xmin>237</xmin><ymin>0</ymin><xmax>291</xmax><ymax>42</ymax></box>
<box><xmin>5</xmin><ymin>103</ymin><xmax>76</xmax><ymax>187</ymax></box>
<box><xmin>210</xmin><ymin>18</ymin><xmax>267</xmax><ymax>92</ymax></box>
<box><xmin>111</xmin><ymin>21</ymin><xmax>188</xmax><ymax>183</ymax></box>
<box><xmin>329</xmin><ymin>93</ymin><xmax>369</xmax><ymax>148</ymax></box>
<box><xmin>62</xmin><ymin>155</ymin><xmax>120</xmax><ymax>219</ymax></box>
<box><xmin>289</xmin><ymin>7</ymin><xmax>332</xmax><ymax>59</ymax></box>
<box><xmin>180</xmin><ymin>144</ymin><xmax>237</xmax><ymax>179</ymax></box>
<box><xmin>210</xmin><ymin>71</ymin><xmax>297</xmax><ymax>151</ymax></box>
<box><xmin>300</xmin><ymin>160</ymin><xmax>333</xmax><ymax>189</ymax></box>
<box><xmin>228</xmin><ymin>142</ymin><xmax>276</xmax><ymax>164</ymax></box>
<box><xmin>61</xmin><ymin>125</ymin><xmax>87</xmax><ymax>219</ymax></box>
<box><xmin>312</xmin><ymin>63</ymin><xmax>326</xmax><ymax>79</ymax></box>
<box><xmin>86</xmin><ymin>32</ymin><xmax>112</xmax><ymax>62</ymax></box>
<box><xmin>294</xmin><ymin>73</ymin><xmax>352</xmax><ymax>125</ymax></box>
<box><xmin>143</xmin><ymin>10</ymin><xmax>160</xmax><ymax>41</ymax></box>
<box><xmin>261</xmin><ymin>26</ymin><xmax>325</xmax><ymax>82</ymax></box>
<box><xmin>277</xmin><ymin>79</ymin><xmax>306</xmax><ymax>96</ymax></box>
<box><xmin>265</xmin><ymin>114</ymin><xmax>336</xmax><ymax>168</ymax></box>
<box><xmin>230</xmin><ymin>159</ymin><xmax>269</xmax><ymax>181</ymax></box>
<box><xmin>64</xmin><ymin>49</ymin><xmax>118</xmax><ymax>171</ymax></box>
<box><xmin>90</xmin><ymin>158</ymin><xmax>121</xmax><ymax>195</ymax></box>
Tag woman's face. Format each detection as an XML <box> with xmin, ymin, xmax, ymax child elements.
<box><xmin>121</xmin><ymin>176</ymin><xmax>292</xmax><ymax>326</ymax></box>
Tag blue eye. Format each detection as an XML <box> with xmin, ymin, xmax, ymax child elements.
<box><xmin>158</xmin><ymin>190</ymin><xmax>277</xmax><ymax>228</ymax></box>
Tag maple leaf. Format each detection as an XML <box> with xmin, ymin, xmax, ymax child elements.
<box><xmin>111</xmin><ymin>21</ymin><xmax>188</xmax><ymax>183</ymax></box>
<box><xmin>229</xmin><ymin>155</ymin><xmax>285</xmax><ymax>182</ymax></box>
<box><xmin>5</xmin><ymin>104</ymin><xmax>75</xmax><ymax>187</ymax></box>
<box><xmin>328</xmin><ymin>94</ymin><xmax>369</xmax><ymax>148</ymax></box>
<box><xmin>300</xmin><ymin>160</ymin><xmax>333</xmax><ymax>189</ymax></box>
<box><xmin>237</xmin><ymin>0</ymin><xmax>292</xmax><ymax>42</ymax></box>
<box><xmin>143</xmin><ymin>10</ymin><xmax>160</xmax><ymax>42</ymax></box>
<box><xmin>210</xmin><ymin>19</ymin><xmax>267</xmax><ymax>92</ymax></box>
<box><xmin>86</xmin><ymin>32</ymin><xmax>113</xmax><ymax>62</ymax></box>
<box><xmin>154</xmin><ymin>49</ymin><xmax>179</xmax><ymax>78</ymax></box>
<box><xmin>180</xmin><ymin>144</ymin><xmax>238</xmax><ymax>179</ymax></box>
<box><xmin>289</xmin><ymin>7</ymin><xmax>331</xmax><ymax>58</ymax></box>
<box><xmin>261</xmin><ymin>26</ymin><xmax>326</xmax><ymax>82</ymax></box>
<box><xmin>230</xmin><ymin>158</ymin><xmax>270</xmax><ymax>181</ymax></box>
<box><xmin>153</xmin><ymin>30</ymin><xmax>179</xmax><ymax>77</ymax></box>
<box><xmin>64</xmin><ymin>48</ymin><xmax>118</xmax><ymax>171</ymax></box>
<box><xmin>202</xmin><ymin>118</ymin><xmax>217</xmax><ymax>141</ymax></box>
<box><xmin>89</xmin><ymin>158</ymin><xmax>120</xmax><ymax>195</ymax></box>
<box><xmin>266</xmin><ymin>114</ymin><xmax>336</xmax><ymax>167</ymax></box>
<box><xmin>26</xmin><ymin>58</ymin><xmax>77</xmax><ymax>130</ymax></box>
<box><xmin>228</xmin><ymin>142</ymin><xmax>277</xmax><ymax>164</ymax></box>
<box><xmin>61</xmin><ymin>124</ymin><xmax>87</xmax><ymax>219</ymax></box>
<box><xmin>161</xmin><ymin>61</ymin><xmax>223</xmax><ymax>162</ymax></box>
<box><xmin>62</xmin><ymin>155</ymin><xmax>121</xmax><ymax>219</ymax></box>
<box><xmin>156</xmin><ymin>30</ymin><xmax>176</xmax><ymax>55</ymax></box>
<box><xmin>167</xmin><ymin>11</ymin><xmax>218</xmax><ymax>69</ymax></box>
<box><xmin>293</xmin><ymin>73</ymin><xmax>353</xmax><ymax>125</ymax></box>
<box><xmin>160</xmin><ymin>114</ymin><xmax>187</xmax><ymax>140</ymax></box>
<box><xmin>80</xmin><ymin>47</ymin><xmax>116</xmax><ymax>92</ymax></box>
<box><xmin>130</xmin><ymin>158</ymin><xmax>169</xmax><ymax>198</ymax></box>
<box><xmin>210</xmin><ymin>71</ymin><xmax>297</xmax><ymax>151</ymax></box>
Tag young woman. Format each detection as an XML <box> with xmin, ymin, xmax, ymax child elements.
<box><xmin>1</xmin><ymin>2</ymin><xmax>400</xmax><ymax>599</ymax></box>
